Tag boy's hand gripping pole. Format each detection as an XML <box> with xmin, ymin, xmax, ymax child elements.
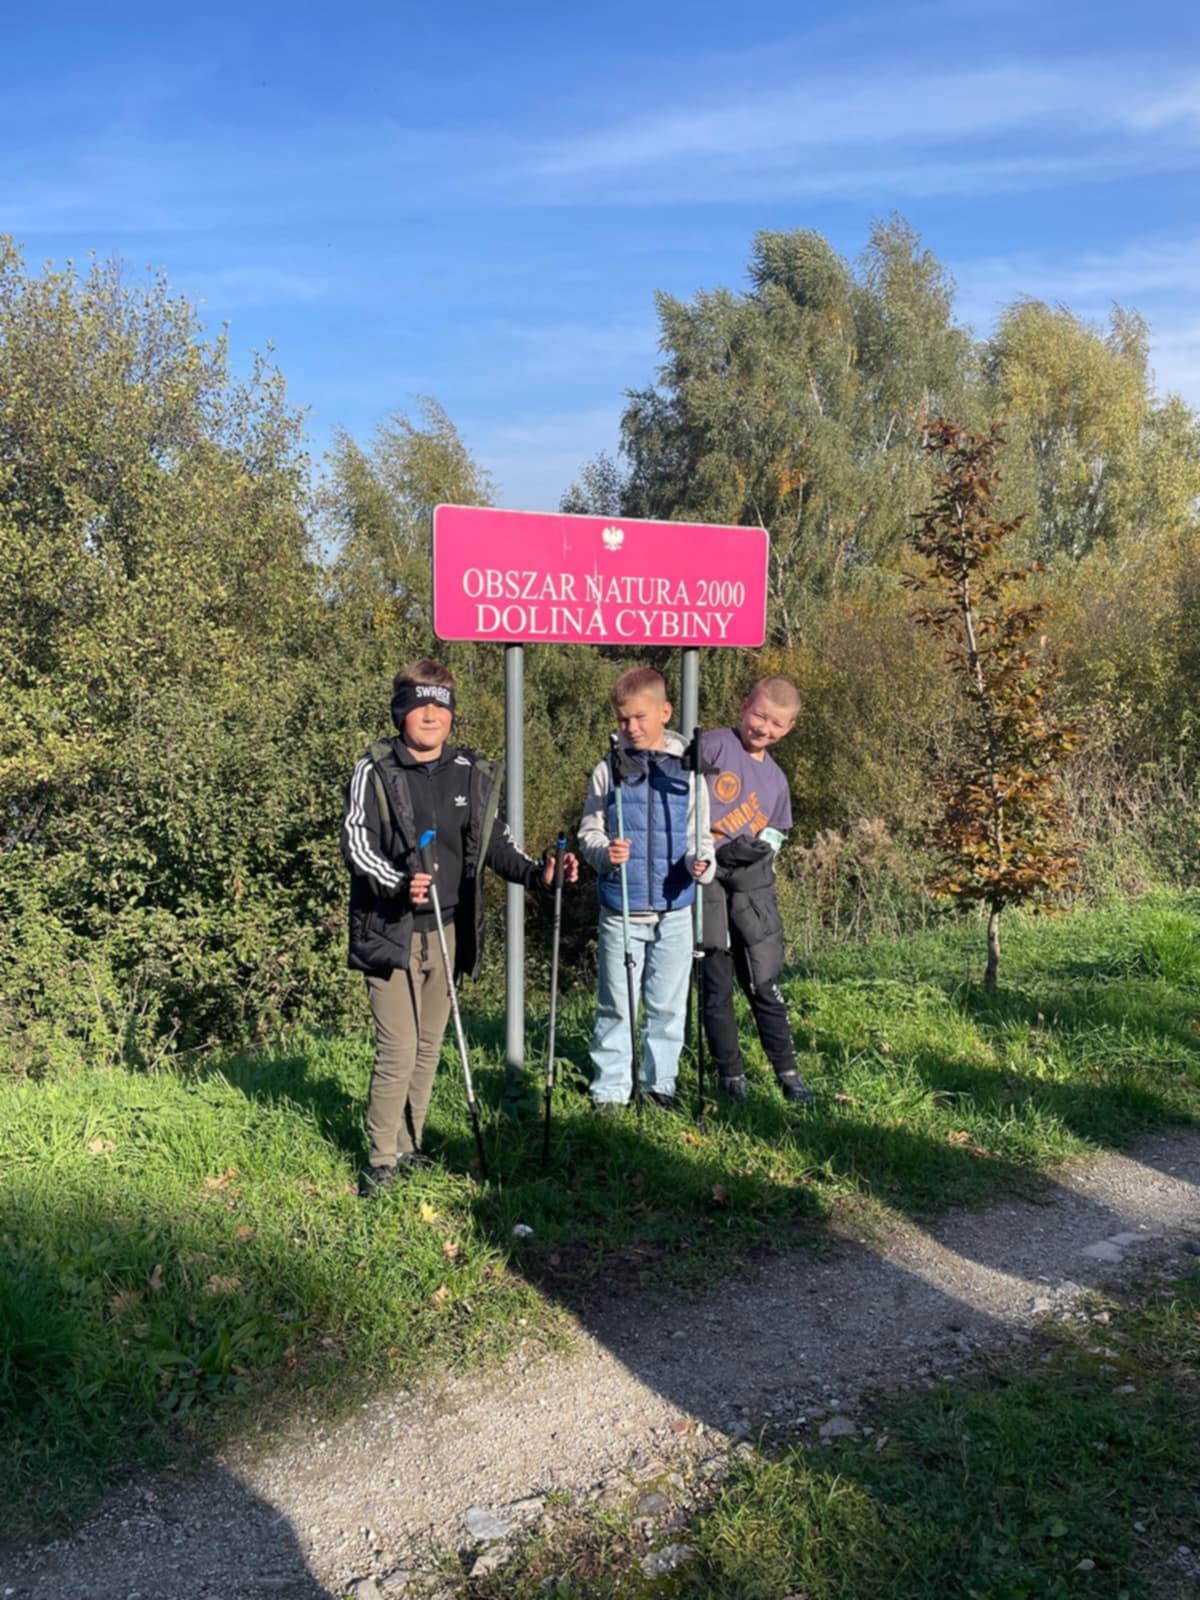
<box><xmin>690</xmin><ymin>726</ymin><xmax>707</xmax><ymax>1123</ymax></box>
<box><xmin>541</xmin><ymin>835</ymin><xmax>567</xmax><ymax>1167</ymax></box>
<box><xmin>419</xmin><ymin>828</ymin><xmax>489</xmax><ymax>1181</ymax></box>
<box><xmin>610</xmin><ymin>735</ymin><xmax>643</xmax><ymax>1123</ymax></box>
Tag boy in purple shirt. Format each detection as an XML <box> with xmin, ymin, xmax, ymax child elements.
<box><xmin>700</xmin><ymin>676</ymin><xmax>813</xmax><ymax>1105</ymax></box>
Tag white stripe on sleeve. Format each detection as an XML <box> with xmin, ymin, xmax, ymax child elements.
<box><xmin>345</xmin><ymin>758</ymin><xmax>405</xmax><ymax>890</ymax></box>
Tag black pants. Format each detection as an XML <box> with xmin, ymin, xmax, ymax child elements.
<box><xmin>700</xmin><ymin>939</ymin><xmax>797</xmax><ymax>1081</ymax></box>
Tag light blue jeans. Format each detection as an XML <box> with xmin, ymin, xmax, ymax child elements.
<box><xmin>590</xmin><ymin>908</ymin><xmax>692</xmax><ymax>1102</ymax></box>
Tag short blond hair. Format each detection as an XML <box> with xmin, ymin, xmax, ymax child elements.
<box><xmin>611</xmin><ymin>667</ymin><xmax>667</xmax><ymax>709</ymax></box>
<box><xmin>749</xmin><ymin>675</ymin><xmax>799</xmax><ymax>714</ymax></box>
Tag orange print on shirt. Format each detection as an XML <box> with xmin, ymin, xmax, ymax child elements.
<box><xmin>713</xmin><ymin>790</ymin><xmax>767</xmax><ymax>840</ymax></box>
<box><xmin>713</xmin><ymin>769</ymin><xmax>741</xmax><ymax>804</ymax></box>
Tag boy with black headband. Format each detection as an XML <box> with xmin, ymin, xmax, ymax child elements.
<box><xmin>342</xmin><ymin>659</ymin><xmax>578</xmax><ymax>1191</ymax></box>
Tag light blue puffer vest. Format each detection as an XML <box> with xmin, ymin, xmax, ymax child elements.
<box><xmin>599</xmin><ymin>750</ymin><xmax>696</xmax><ymax>914</ymax></box>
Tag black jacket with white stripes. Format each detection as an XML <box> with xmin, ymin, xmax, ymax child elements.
<box><xmin>341</xmin><ymin>738</ymin><xmax>544</xmax><ymax>978</ymax></box>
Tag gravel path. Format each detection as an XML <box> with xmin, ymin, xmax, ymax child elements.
<box><xmin>4</xmin><ymin>1126</ymin><xmax>1199</xmax><ymax>1600</ymax></box>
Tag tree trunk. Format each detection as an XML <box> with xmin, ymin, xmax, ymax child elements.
<box><xmin>984</xmin><ymin>900</ymin><xmax>1002</xmax><ymax>994</ymax></box>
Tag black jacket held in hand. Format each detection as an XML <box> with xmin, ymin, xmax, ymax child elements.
<box><xmin>341</xmin><ymin>739</ymin><xmax>544</xmax><ymax>979</ymax></box>
<box><xmin>701</xmin><ymin>835</ymin><xmax>786</xmax><ymax>992</ymax></box>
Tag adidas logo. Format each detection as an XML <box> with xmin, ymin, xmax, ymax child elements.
<box><xmin>454</xmin><ymin>794</ymin><xmax>468</xmax><ymax>807</ymax></box>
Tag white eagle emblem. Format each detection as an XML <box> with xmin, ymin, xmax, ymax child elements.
<box><xmin>601</xmin><ymin>525</ymin><xmax>624</xmax><ymax>551</ymax></box>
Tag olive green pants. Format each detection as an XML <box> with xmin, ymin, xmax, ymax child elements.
<box><xmin>364</xmin><ymin>925</ymin><xmax>454</xmax><ymax>1167</ymax></box>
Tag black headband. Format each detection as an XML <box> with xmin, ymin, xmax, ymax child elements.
<box><xmin>391</xmin><ymin>682</ymin><xmax>456</xmax><ymax>728</ymax></box>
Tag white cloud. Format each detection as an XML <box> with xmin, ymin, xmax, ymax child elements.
<box><xmin>473</xmin><ymin>406</ymin><xmax>623</xmax><ymax>512</ymax></box>
<box><xmin>955</xmin><ymin>236</ymin><xmax>1200</xmax><ymax>321</ymax></box>
<box><xmin>524</xmin><ymin>60</ymin><xmax>1200</xmax><ymax>193</ymax></box>
<box><xmin>481</xmin><ymin>316</ymin><xmax>657</xmax><ymax>381</ymax></box>
<box><xmin>1123</xmin><ymin>74</ymin><xmax>1200</xmax><ymax>131</ymax></box>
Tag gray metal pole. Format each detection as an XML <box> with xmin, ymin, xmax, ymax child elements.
<box><xmin>504</xmin><ymin>643</ymin><xmax>525</xmax><ymax>1073</ymax></box>
<box><xmin>680</xmin><ymin>648</ymin><xmax>699</xmax><ymax>741</ymax></box>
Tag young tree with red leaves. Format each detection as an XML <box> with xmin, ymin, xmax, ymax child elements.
<box><xmin>907</xmin><ymin>421</ymin><xmax>1083</xmax><ymax>992</ymax></box>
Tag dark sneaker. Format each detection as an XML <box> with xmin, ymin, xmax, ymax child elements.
<box><xmin>777</xmin><ymin>1071</ymin><xmax>815</xmax><ymax>1106</ymax></box>
<box><xmin>647</xmin><ymin>1090</ymin><xmax>680</xmax><ymax>1112</ymax></box>
<box><xmin>718</xmin><ymin>1074</ymin><xmax>749</xmax><ymax>1103</ymax></box>
<box><xmin>397</xmin><ymin>1150</ymin><xmax>437</xmax><ymax>1172</ymax></box>
<box><xmin>359</xmin><ymin>1163</ymin><xmax>402</xmax><ymax>1197</ymax></box>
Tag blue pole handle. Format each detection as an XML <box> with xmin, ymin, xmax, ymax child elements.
<box><xmin>418</xmin><ymin>827</ymin><xmax>437</xmax><ymax>876</ymax></box>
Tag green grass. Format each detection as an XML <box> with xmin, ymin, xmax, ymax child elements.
<box><xmin>691</xmin><ymin>1275</ymin><xmax>1200</xmax><ymax>1600</ymax></box>
<box><xmin>2</xmin><ymin>892</ymin><xmax>1198</xmax><ymax>1540</ymax></box>
<box><xmin>460</xmin><ymin>1269</ymin><xmax>1200</xmax><ymax>1599</ymax></box>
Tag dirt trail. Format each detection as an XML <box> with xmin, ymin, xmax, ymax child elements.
<box><xmin>4</xmin><ymin>1126</ymin><xmax>1199</xmax><ymax>1600</ymax></box>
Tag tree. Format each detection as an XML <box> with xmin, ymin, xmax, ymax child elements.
<box><xmin>987</xmin><ymin>300</ymin><xmax>1200</xmax><ymax>561</ymax></box>
<box><xmin>324</xmin><ymin>397</ymin><xmax>493</xmax><ymax>614</ymax></box>
<box><xmin>906</xmin><ymin>421</ymin><xmax>1083</xmax><ymax>991</ymax></box>
<box><xmin>618</xmin><ymin>218</ymin><xmax>976</xmax><ymax>641</ymax></box>
<box><xmin>0</xmin><ymin>239</ymin><xmax>340</xmax><ymax>1066</ymax></box>
<box><xmin>559</xmin><ymin>451</ymin><xmax>626</xmax><ymax>517</ymax></box>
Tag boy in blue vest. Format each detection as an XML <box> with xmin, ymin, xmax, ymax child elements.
<box><xmin>578</xmin><ymin>667</ymin><xmax>714</xmax><ymax>1110</ymax></box>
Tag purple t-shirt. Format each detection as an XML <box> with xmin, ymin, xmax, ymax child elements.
<box><xmin>701</xmin><ymin>726</ymin><xmax>792</xmax><ymax>845</ymax></box>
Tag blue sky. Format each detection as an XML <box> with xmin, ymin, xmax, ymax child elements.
<box><xmin>5</xmin><ymin>0</ymin><xmax>1199</xmax><ymax>509</ymax></box>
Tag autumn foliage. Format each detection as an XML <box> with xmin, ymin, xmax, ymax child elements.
<box><xmin>906</xmin><ymin>421</ymin><xmax>1083</xmax><ymax>990</ymax></box>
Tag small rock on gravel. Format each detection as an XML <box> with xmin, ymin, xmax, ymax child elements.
<box><xmin>640</xmin><ymin>1544</ymin><xmax>696</xmax><ymax>1578</ymax></box>
<box><xmin>464</xmin><ymin>1506</ymin><xmax>513</xmax><ymax>1541</ymax></box>
<box><xmin>348</xmin><ymin>1579</ymin><xmax>384</xmax><ymax>1600</ymax></box>
<box><xmin>470</xmin><ymin>1543</ymin><xmax>513</xmax><ymax>1577</ymax></box>
<box><xmin>635</xmin><ymin>1492</ymin><xmax>668</xmax><ymax>1516</ymax></box>
<box><xmin>819</xmin><ymin>1416</ymin><xmax>858</xmax><ymax>1441</ymax></box>
<box><xmin>1083</xmin><ymin>1241</ymin><xmax>1124</xmax><ymax>1263</ymax></box>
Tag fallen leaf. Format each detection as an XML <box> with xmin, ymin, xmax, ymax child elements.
<box><xmin>203</xmin><ymin>1167</ymin><xmax>239</xmax><ymax>1190</ymax></box>
<box><xmin>947</xmin><ymin>1129</ymin><xmax>970</xmax><ymax>1145</ymax></box>
<box><xmin>147</xmin><ymin>1263</ymin><xmax>164</xmax><ymax>1292</ymax></box>
<box><xmin>418</xmin><ymin>1201</ymin><xmax>440</xmax><ymax>1224</ymax></box>
<box><xmin>441</xmin><ymin>1240</ymin><xmax>460</xmax><ymax>1260</ymax></box>
<box><xmin>233</xmin><ymin>1226</ymin><xmax>256</xmax><ymax>1242</ymax></box>
<box><xmin>202</xmin><ymin>1274</ymin><xmax>242</xmax><ymax>1295</ymax></box>
<box><xmin>87</xmin><ymin>1137</ymin><xmax>116</xmax><ymax>1155</ymax></box>
<box><xmin>834</xmin><ymin>1093</ymin><xmax>858</xmax><ymax>1106</ymax></box>
<box><xmin>968</xmin><ymin>1145</ymin><xmax>989</xmax><ymax>1158</ymax></box>
<box><xmin>430</xmin><ymin>1284</ymin><xmax>450</xmax><ymax>1306</ymax></box>
<box><xmin>231</xmin><ymin>1364</ymin><xmax>252</xmax><ymax>1378</ymax></box>
<box><xmin>878</xmin><ymin>1041</ymin><xmax>893</xmax><ymax>1054</ymax></box>
<box><xmin>680</xmin><ymin>1130</ymin><xmax>700</xmax><ymax>1146</ymax></box>
<box><xmin>669</xmin><ymin>1416</ymin><xmax>692</xmax><ymax>1434</ymax></box>
<box><xmin>109</xmin><ymin>1289</ymin><xmax>143</xmax><ymax>1313</ymax></box>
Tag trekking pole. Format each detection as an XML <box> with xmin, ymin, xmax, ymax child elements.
<box><xmin>418</xmin><ymin>827</ymin><xmax>489</xmax><ymax>1181</ymax></box>
<box><xmin>541</xmin><ymin>834</ymin><xmax>567</xmax><ymax>1167</ymax></box>
<box><xmin>610</xmin><ymin>735</ymin><xmax>643</xmax><ymax>1124</ymax></box>
<box><xmin>691</xmin><ymin>726</ymin><xmax>707</xmax><ymax>1124</ymax></box>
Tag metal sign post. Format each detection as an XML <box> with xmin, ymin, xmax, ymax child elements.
<box><xmin>680</xmin><ymin>649</ymin><xmax>699</xmax><ymax>748</ymax></box>
<box><xmin>504</xmin><ymin>643</ymin><xmax>524</xmax><ymax>1075</ymax></box>
<box><xmin>432</xmin><ymin>505</ymin><xmax>768</xmax><ymax>1071</ymax></box>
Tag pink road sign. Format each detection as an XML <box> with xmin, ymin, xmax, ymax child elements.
<box><xmin>432</xmin><ymin>505</ymin><xmax>768</xmax><ymax>647</ymax></box>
